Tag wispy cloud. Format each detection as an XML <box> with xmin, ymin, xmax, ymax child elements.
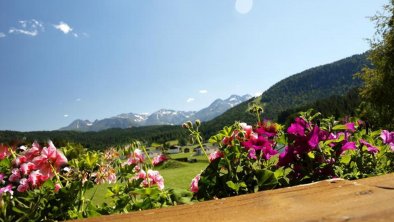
<box><xmin>199</xmin><ymin>89</ymin><xmax>208</xmax><ymax>94</ymax></box>
<box><xmin>186</xmin><ymin>98</ymin><xmax>195</xmax><ymax>103</ymax></box>
<box><xmin>8</xmin><ymin>19</ymin><xmax>44</xmax><ymax>37</ymax></box>
<box><xmin>64</xmin><ymin>114</ymin><xmax>69</xmax><ymax>118</ymax></box>
<box><xmin>0</xmin><ymin>33</ymin><xmax>5</xmax><ymax>38</ymax></box>
<box><xmin>54</xmin><ymin>21</ymin><xmax>72</xmax><ymax>34</ymax></box>
<box><xmin>75</xmin><ymin>98</ymin><xmax>82</xmax><ymax>102</ymax></box>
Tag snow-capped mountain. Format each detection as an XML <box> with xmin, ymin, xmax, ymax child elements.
<box><xmin>60</xmin><ymin>94</ymin><xmax>252</xmax><ymax>131</ymax></box>
<box><xmin>145</xmin><ymin>109</ymin><xmax>197</xmax><ymax>126</ymax></box>
<box><xmin>195</xmin><ymin>94</ymin><xmax>252</xmax><ymax>121</ymax></box>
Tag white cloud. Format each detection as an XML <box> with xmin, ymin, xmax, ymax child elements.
<box><xmin>186</xmin><ymin>98</ymin><xmax>195</xmax><ymax>103</ymax></box>
<box><xmin>54</xmin><ymin>22</ymin><xmax>73</xmax><ymax>34</ymax></box>
<box><xmin>9</xmin><ymin>19</ymin><xmax>44</xmax><ymax>37</ymax></box>
<box><xmin>0</xmin><ymin>33</ymin><xmax>5</xmax><ymax>38</ymax></box>
<box><xmin>199</xmin><ymin>89</ymin><xmax>208</xmax><ymax>94</ymax></box>
<box><xmin>235</xmin><ymin>0</ymin><xmax>253</xmax><ymax>14</ymax></box>
<box><xmin>64</xmin><ymin>114</ymin><xmax>69</xmax><ymax>118</ymax></box>
<box><xmin>75</xmin><ymin>98</ymin><xmax>82</xmax><ymax>102</ymax></box>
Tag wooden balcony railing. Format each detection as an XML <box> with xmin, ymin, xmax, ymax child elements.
<box><xmin>76</xmin><ymin>173</ymin><xmax>394</xmax><ymax>222</ymax></box>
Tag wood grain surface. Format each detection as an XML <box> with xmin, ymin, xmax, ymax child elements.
<box><xmin>74</xmin><ymin>173</ymin><xmax>394</xmax><ymax>222</ymax></box>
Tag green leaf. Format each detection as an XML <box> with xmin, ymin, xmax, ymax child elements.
<box><xmin>340</xmin><ymin>154</ymin><xmax>352</xmax><ymax>164</ymax></box>
<box><xmin>12</xmin><ymin>207</ymin><xmax>28</xmax><ymax>216</ymax></box>
<box><xmin>255</xmin><ymin>170</ymin><xmax>278</xmax><ymax>189</ymax></box>
<box><xmin>226</xmin><ymin>181</ymin><xmax>239</xmax><ymax>192</ymax></box>
<box><xmin>332</xmin><ymin>124</ymin><xmax>347</xmax><ymax>131</ymax></box>
<box><xmin>307</xmin><ymin>152</ymin><xmax>315</xmax><ymax>159</ymax></box>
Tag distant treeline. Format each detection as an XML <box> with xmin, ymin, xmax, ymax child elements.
<box><xmin>0</xmin><ymin>125</ymin><xmax>186</xmax><ymax>150</ymax></box>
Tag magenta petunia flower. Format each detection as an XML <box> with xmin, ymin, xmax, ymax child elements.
<box><xmin>341</xmin><ymin>142</ymin><xmax>357</xmax><ymax>153</ymax></box>
<box><xmin>287</xmin><ymin>117</ymin><xmax>307</xmax><ymax>136</ymax></box>
<box><xmin>345</xmin><ymin>123</ymin><xmax>356</xmax><ymax>132</ymax></box>
<box><xmin>307</xmin><ymin>126</ymin><xmax>320</xmax><ymax>149</ymax></box>
<box><xmin>380</xmin><ymin>130</ymin><xmax>394</xmax><ymax>151</ymax></box>
<box><xmin>190</xmin><ymin>174</ymin><xmax>200</xmax><ymax>193</ymax></box>
<box><xmin>262</xmin><ymin>146</ymin><xmax>278</xmax><ymax>160</ymax></box>
<box><xmin>360</xmin><ymin>139</ymin><xmax>379</xmax><ymax>154</ymax></box>
<box><xmin>248</xmin><ymin>149</ymin><xmax>257</xmax><ymax>159</ymax></box>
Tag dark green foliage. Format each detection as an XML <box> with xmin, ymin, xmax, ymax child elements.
<box><xmin>357</xmin><ymin>1</ymin><xmax>394</xmax><ymax>129</ymax></box>
<box><xmin>0</xmin><ymin>125</ymin><xmax>186</xmax><ymax>150</ymax></box>
<box><xmin>260</xmin><ymin>53</ymin><xmax>367</xmax><ymax>119</ymax></box>
<box><xmin>277</xmin><ymin>88</ymin><xmax>362</xmax><ymax>126</ymax></box>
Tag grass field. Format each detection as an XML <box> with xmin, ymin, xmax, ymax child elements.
<box><xmin>88</xmin><ymin>157</ymin><xmax>209</xmax><ymax>206</ymax></box>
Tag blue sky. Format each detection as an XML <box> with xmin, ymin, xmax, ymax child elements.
<box><xmin>0</xmin><ymin>0</ymin><xmax>387</xmax><ymax>131</ymax></box>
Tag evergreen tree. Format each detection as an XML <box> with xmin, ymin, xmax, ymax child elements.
<box><xmin>357</xmin><ymin>1</ymin><xmax>394</xmax><ymax>129</ymax></box>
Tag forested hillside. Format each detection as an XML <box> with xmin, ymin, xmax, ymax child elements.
<box><xmin>202</xmin><ymin>53</ymin><xmax>369</xmax><ymax>135</ymax></box>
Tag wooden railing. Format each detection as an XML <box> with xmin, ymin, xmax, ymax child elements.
<box><xmin>76</xmin><ymin>173</ymin><xmax>394</xmax><ymax>222</ymax></box>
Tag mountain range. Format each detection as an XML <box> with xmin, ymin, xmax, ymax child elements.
<box><xmin>60</xmin><ymin>94</ymin><xmax>252</xmax><ymax>131</ymax></box>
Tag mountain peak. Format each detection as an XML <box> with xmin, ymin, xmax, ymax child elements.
<box><xmin>60</xmin><ymin>94</ymin><xmax>251</xmax><ymax>131</ymax></box>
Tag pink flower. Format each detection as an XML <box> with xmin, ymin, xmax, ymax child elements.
<box><xmin>360</xmin><ymin>139</ymin><xmax>379</xmax><ymax>154</ymax></box>
<box><xmin>248</xmin><ymin>149</ymin><xmax>257</xmax><ymax>159</ymax></box>
<box><xmin>94</xmin><ymin>166</ymin><xmax>117</xmax><ymax>185</ymax></box>
<box><xmin>20</xmin><ymin>162</ymin><xmax>36</xmax><ymax>175</ymax></box>
<box><xmin>380</xmin><ymin>130</ymin><xmax>394</xmax><ymax>151</ymax></box>
<box><xmin>0</xmin><ymin>144</ymin><xmax>11</xmax><ymax>160</ymax></box>
<box><xmin>287</xmin><ymin>117</ymin><xmax>307</xmax><ymax>136</ymax></box>
<box><xmin>341</xmin><ymin>142</ymin><xmax>357</xmax><ymax>153</ymax></box>
<box><xmin>13</xmin><ymin>156</ymin><xmax>27</xmax><ymax>167</ymax></box>
<box><xmin>133</xmin><ymin>165</ymin><xmax>141</xmax><ymax>172</ymax></box>
<box><xmin>345</xmin><ymin>123</ymin><xmax>356</xmax><ymax>132</ymax></box>
<box><xmin>153</xmin><ymin>154</ymin><xmax>168</xmax><ymax>166</ymax></box>
<box><xmin>138</xmin><ymin>169</ymin><xmax>165</xmax><ymax>190</ymax></box>
<box><xmin>126</xmin><ymin>149</ymin><xmax>145</xmax><ymax>165</ymax></box>
<box><xmin>147</xmin><ymin>170</ymin><xmax>164</xmax><ymax>190</ymax></box>
<box><xmin>9</xmin><ymin>168</ymin><xmax>21</xmax><ymax>183</ymax></box>
<box><xmin>32</xmin><ymin>141</ymin><xmax>68</xmax><ymax>178</ymax></box>
<box><xmin>17</xmin><ymin>178</ymin><xmax>29</xmax><ymax>192</ymax></box>
<box><xmin>209</xmin><ymin>151</ymin><xmax>223</xmax><ymax>162</ymax></box>
<box><xmin>28</xmin><ymin>170</ymin><xmax>47</xmax><ymax>188</ymax></box>
<box><xmin>24</xmin><ymin>142</ymin><xmax>42</xmax><ymax>161</ymax></box>
<box><xmin>136</xmin><ymin>169</ymin><xmax>146</xmax><ymax>180</ymax></box>
<box><xmin>190</xmin><ymin>174</ymin><xmax>200</xmax><ymax>193</ymax></box>
<box><xmin>307</xmin><ymin>126</ymin><xmax>320</xmax><ymax>149</ymax></box>
<box><xmin>54</xmin><ymin>183</ymin><xmax>61</xmax><ymax>193</ymax></box>
<box><xmin>0</xmin><ymin>184</ymin><xmax>13</xmax><ymax>197</ymax></box>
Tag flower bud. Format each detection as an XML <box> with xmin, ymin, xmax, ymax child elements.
<box><xmin>195</xmin><ymin>119</ymin><xmax>201</xmax><ymax>127</ymax></box>
<box><xmin>186</xmin><ymin>121</ymin><xmax>193</xmax><ymax>129</ymax></box>
<box><xmin>182</xmin><ymin>123</ymin><xmax>189</xmax><ymax>129</ymax></box>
